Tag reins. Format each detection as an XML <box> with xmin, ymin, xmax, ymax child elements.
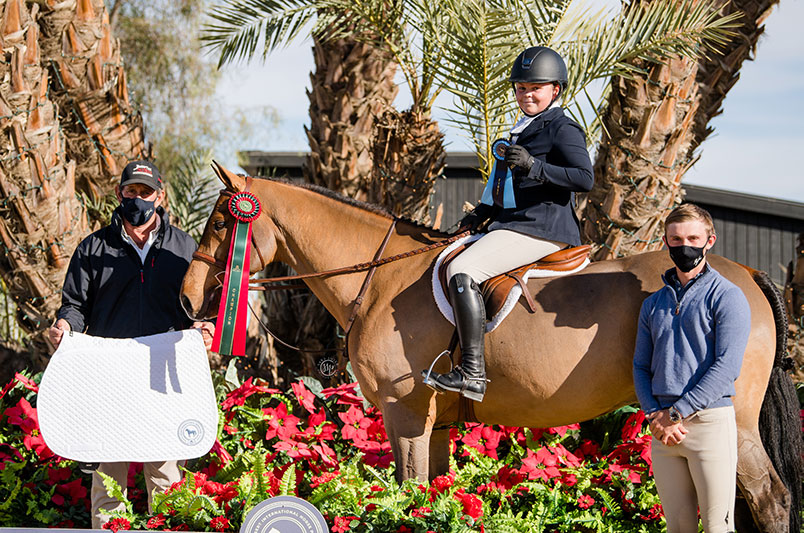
<box><xmin>192</xmin><ymin>186</ymin><xmax>469</xmax><ymax>359</ymax></box>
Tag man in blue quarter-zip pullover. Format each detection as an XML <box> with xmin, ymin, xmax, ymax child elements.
<box><xmin>633</xmin><ymin>203</ymin><xmax>751</xmax><ymax>533</ymax></box>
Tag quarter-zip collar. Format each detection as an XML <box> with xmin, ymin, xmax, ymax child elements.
<box><xmin>661</xmin><ymin>264</ymin><xmax>712</xmax><ymax>314</ymax></box>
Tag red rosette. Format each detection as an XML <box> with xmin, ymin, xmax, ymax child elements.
<box><xmin>228</xmin><ymin>192</ymin><xmax>261</xmax><ymax>222</ymax></box>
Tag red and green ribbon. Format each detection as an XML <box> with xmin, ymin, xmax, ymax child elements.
<box><xmin>211</xmin><ymin>192</ymin><xmax>261</xmax><ymax>356</ymax></box>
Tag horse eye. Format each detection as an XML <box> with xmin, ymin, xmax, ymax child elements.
<box><xmin>214</xmin><ymin>220</ymin><xmax>226</xmax><ymax>230</ymax></box>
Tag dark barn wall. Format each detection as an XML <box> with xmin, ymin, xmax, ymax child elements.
<box><xmin>241</xmin><ymin>151</ymin><xmax>804</xmax><ymax>286</ymax></box>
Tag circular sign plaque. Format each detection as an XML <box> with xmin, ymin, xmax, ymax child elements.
<box><xmin>239</xmin><ymin>496</ymin><xmax>328</xmax><ymax>533</ymax></box>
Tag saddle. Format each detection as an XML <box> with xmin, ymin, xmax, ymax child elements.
<box><xmin>438</xmin><ymin>243</ymin><xmax>592</xmax><ymax>317</ymax></box>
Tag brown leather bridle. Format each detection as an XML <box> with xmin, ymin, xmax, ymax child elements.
<box><xmin>191</xmin><ymin>184</ymin><xmax>469</xmax><ymax>358</ymax></box>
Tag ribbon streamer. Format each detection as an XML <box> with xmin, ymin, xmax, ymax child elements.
<box><xmin>211</xmin><ymin>192</ymin><xmax>261</xmax><ymax>356</ymax></box>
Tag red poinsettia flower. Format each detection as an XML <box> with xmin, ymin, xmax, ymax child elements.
<box><xmin>545</xmin><ymin>423</ymin><xmax>580</xmax><ymax>437</ymax></box>
<box><xmin>352</xmin><ymin>438</ymin><xmax>393</xmax><ymax>468</ymax></box>
<box><xmin>47</xmin><ymin>466</ymin><xmax>72</xmax><ymax>485</ymax></box>
<box><xmin>331</xmin><ymin>515</ymin><xmax>356</xmax><ymax>533</ymax></box>
<box><xmin>202</xmin><ymin>480</ymin><xmax>239</xmax><ymax>504</ymax></box>
<box><xmin>5</xmin><ymin>398</ymin><xmax>53</xmax><ymax>459</ymax></box>
<box><xmin>621</xmin><ymin>410</ymin><xmax>647</xmax><ymax>442</ymax></box>
<box><xmin>103</xmin><ymin>518</ymin><xmax>131</xmax><ymax>531</ymax></box>
<box><xmin>264</xmin><ymin>402</ymin><xmax>301</xmax><ymax>441</ymax></box>
<box><xmin>338</xmin><ymin>405</ymin><xmax>372</xmax><ymax>442</ymax></box>
<box><xmin>221</xmin><ymin>377</ymin><xmax>280</xmax><ymax>411</ymax></box>
<box><xmin>410</xmin><ymin>507</ymin><xmax>432</xmax><ymax>518</ymax></box>
<box><xmin>578</xmin><ymin>494</ymin><xmax>594</xmax><ymax>509</ymax></box>
<box><xmin>290</xmin><ymin>380</ymin><xmax>317</xmax><ymax>413</ymax></box>
<box><xmin>397</xmin><ymin>526</ymin><xmax>414</xmax><ymax>533</ymax></box>
<box><xmin>210</xmin><ymin>516</ymin><xmax>230</xmax><ymax>532</ymax></box>
<box><xmin>461</xmin><ymin>424</ymin><xmax>503</xmax><ymax>459</ymax></box>
<box><xmin>521</xmin><ymin>447</ymin><xmax>561</xmax><ymax>481</ymax></box>
<box><xmin>146</xmin><ymin>513</ymin><xmax>167</xmax><ymax>529</ymax></box>
<box><xmin>576</xmin><ymin>439</ymin><xmax>601</xmax><ymax>460</ymax></box>
<box><xmin>14</xmin><ymin>373</ymin><xmax>39</xmax><ymax>393</ymax></box>
<box><xmin>54</xmin><ymin>478</ymin><xmax>87</xmax><ymax>506</ymax></box>
<box><xmin>211</xmin><ymin>439</ymin><xmax>234</xmax><ymax>465</ymax></box>
<box><xmin>454</xmin><ymin>489</ymin><xmax>484</xmax><ymax>520</ymax></box>
<box><xmin>320</xmin><ymin>382</ymin><xmax>364</xmax><ymax>406</ymax></box>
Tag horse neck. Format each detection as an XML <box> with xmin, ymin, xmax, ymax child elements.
<box><xmin>256</xmin><ymin>180</ymin><xmax>407</xmax><ymax>327</ymax></box>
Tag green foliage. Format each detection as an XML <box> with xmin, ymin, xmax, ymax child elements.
<box><xmin>164</xmin><ymin>149</ymin><xmax>220</xmax><ymax>241</ymax></box>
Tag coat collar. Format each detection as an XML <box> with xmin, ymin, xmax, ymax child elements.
<box><xmin>514</xmin><ymin>106</ymin><xmax>564</xmax><ymax>143</ymax></box>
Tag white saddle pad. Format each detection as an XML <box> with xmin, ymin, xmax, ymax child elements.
<box><xmin>39</xmin><ymin>330</ymin><xmax>218</xmax><ymax>463</ymax></box>
<box><xmin>432</xmin><ymin>235</ymin><xmax>590</xmax><ymax>332</ymax></box>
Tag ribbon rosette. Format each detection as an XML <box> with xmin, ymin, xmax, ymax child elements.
<box><xmin>480</xmin><ymin>138</ymin><xmax>516</xmax><ymax>209</ymax></box>
<box><xmin>211</xmin><ymin>192</ymin><xmax>261</xmax><ymax>356</ymax></box>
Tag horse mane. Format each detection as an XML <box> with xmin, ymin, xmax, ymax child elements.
<box><xmin>254</xmin><ymin>175</ymin><xmax>449</xmax><ymax>235</ymax></box>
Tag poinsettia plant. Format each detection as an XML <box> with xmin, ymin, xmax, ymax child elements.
<box><xmin>0</xmin><ymin>365</ymin><xmax>665</xmax><ymax>531</ymax></box>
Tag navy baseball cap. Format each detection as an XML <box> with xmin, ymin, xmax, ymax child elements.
<box><xmin>120</xmin><ymin>161</ymin><xmax>163</xmax><ymax>190</ymax></box>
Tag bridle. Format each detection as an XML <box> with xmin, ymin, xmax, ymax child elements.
<box><xmin>191</xmin><ymin>186</ymin><xmax>469</xmax><ymax>358</ymax></box>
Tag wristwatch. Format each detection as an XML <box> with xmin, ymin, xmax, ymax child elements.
<box><xmin>668</xmin><ymin>406</ymin><xmax>682</xmax><ymax>423</ymax></box>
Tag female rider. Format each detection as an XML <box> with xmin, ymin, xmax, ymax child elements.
<box><xmin>424</xmin><ymin>46</ymin><xmax>594</xmax><ymax>402</ymax></box>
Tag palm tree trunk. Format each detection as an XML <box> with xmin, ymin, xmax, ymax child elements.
<box><xmin>304</xmin><ymin>35</ymin><xmax>398</xmax><ymax>200</ymax></box>
<box><xmin>0</xmin><ymin>0</ymin><xmax>86</xmax><ymax>366</ymax></box>
<box><xmin>581</xmin><ymin>0</ymin><xmax>780</xmax><ymax>261</ymax></box>
<box><xmin>36</xmin><ymin>0</ymin><xmax>146</xmax><ymax>199</ymax></box>
<box><xmin>369</xmin><ymin>108</ymin><xmax>446</xmax><ymax>224</ymax></box>
<box><xmin>0</xmin><ymin>0</ymin><xmax>146</xmax><ymax>370</ymax></box>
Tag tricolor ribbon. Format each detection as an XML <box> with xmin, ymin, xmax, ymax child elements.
<box><xmin>480</xmin><ymin>138</ymin><xmax>516</xmax><ymax>209</ymax></box>
<box><xmin>211</xmin><ymin>192</ymin><xmax>261</xmax><ymax>356</ymax></box>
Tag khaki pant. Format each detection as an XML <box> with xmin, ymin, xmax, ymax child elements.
<box><xmin>651</xmin><ymin>406</ymin><xmax>737</xmax><ymax>533</ymax></box>
<box><xmin>447</xmin><ymin>229</ymin><xmax>566</xmax><ymax>283</ymax></box>
<box><xmin>91</xmin><ymin>461</ymin><xmax>183</xmax><ymax>528</ymax></box>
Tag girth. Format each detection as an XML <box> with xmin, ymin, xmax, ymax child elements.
<box><xmin>438</xmin><ymin>243</ymin><xmax>592</xmax><ymax>317</ymax></box>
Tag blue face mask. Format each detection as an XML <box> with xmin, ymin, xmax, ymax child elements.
<box><xmin>120</xmin><ymin>197</ymin><xmax>156</xmax><ymax>227</ymax></box>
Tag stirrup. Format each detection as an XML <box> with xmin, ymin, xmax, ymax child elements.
<box><xmin>421</xmin><ymin>349</ymin><xmax>452</xmax><ymax>393</ymax></box>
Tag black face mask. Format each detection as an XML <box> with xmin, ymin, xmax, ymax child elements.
<box><xmin>120</xmin><ymin>197</ymin><xmax>156</xmax><ymax>227</ymax></box>
<box><xmin>667</xmin><ymin>244</ymin><xmax>706</xmax><ymax>273</ymax></box>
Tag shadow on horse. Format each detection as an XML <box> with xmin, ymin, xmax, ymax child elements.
<box><xmin>180</xmin><ymin>164</ymin><xmax>802</xmax><ymax>532</ymax></box>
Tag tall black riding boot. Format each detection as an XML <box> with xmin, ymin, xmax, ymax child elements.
<box><xmin>426</xmin><ymin>273</ymin><xmax>487</xmax><ymax>401</ymax></box>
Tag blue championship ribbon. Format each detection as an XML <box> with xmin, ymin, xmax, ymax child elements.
<box><xmin>480</xmin><ymin>138</ymin><xmax>516</xmax><ymax>208</ymax></box>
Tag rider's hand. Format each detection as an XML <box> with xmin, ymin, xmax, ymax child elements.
<box><xmin>648</xmin><ymin>409</ymin><xmax>688</xmax><ymax>446</ymax></box>
<box><xmin>457</xmin><ymin>213</ymin><xmax>484</xmax><ymax>233</ymax></box>
<box><xmin>48</xmin><ymin>319</ymin><xmax>71</xmax><ymax>350</ymax></box>
<box><xmin>504</xmin><ymin>144</ymin><xmax>534</xmax><ymax>172</ymax></box>
<box><xmin>192</xmin><ymin>321</ymin><xmax>215</xmax><ymax>350</ymax></box>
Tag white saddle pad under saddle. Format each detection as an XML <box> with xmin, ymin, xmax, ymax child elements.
<box><xmin>39</xmin><ymin>330</ymin><xmax>218</xmax><ymax>463</ymax></box>
<box><xmin>432</xmin><ymin>234</ymin><xmax>590</xmax><ymax>333</ymax></box>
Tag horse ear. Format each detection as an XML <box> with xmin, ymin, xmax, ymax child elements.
<box><xmin>211</xmin><ymin>160</ymin><xmax>247</xmax><ymax>192</ymax></box>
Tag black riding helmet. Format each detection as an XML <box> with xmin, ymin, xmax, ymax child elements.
<box><xmin>510</xmin><ymin>46</ymin><xmax>568</xmax><ymax>96</ymax></box>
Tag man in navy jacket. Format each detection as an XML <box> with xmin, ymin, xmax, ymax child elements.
<box><xmin>48</xmin><ymin>160</ymin><xmax>214</xmax><ymax>528</ymax></box>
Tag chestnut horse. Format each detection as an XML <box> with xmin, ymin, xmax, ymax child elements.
<box><xmin>181</xmin><ymin>165</ymin><xmax>800</xmax><ymax>532</ymax></box>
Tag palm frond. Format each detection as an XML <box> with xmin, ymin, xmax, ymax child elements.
<box><xmin>165</xmin><ymin>150</ymin><xmax>219</xmax><ymax>241</ymax></box>
<box><xmin>202</xmin><ymin>0</ymin><xmax>317</xmax><ymax>66</ymax></box>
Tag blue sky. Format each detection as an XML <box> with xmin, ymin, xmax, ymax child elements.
<box><xmin>216</xmin><ymin>0</ymin><xmax>804</xmax><ymax>204</ymax></box>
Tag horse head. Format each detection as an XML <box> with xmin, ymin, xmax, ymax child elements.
<box><xmin>180</xmin><ymin>161</ymin><xmax>279</xmax><ymax>321</ymax></box>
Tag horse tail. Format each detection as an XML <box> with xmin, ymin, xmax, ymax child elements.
<box><xmin>750</xmin><ymin>268</ymin><xmax>802</xmax><ymax>532</ymax></box>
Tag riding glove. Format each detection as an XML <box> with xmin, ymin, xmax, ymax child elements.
<box><xmin>505</xmin><ymin>145</ymin><xmax>535</xmax><ymax>172</ymax></box>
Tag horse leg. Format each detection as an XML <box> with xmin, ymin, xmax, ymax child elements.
<box><xmin>382</xmin><ymin>401</ymin><xmax>432</xmax><ymax>483</ymax></box>
<box><xmin>736</xmin><ymin>427</ymin><xmax>790</xmax><ymax>533</ymax></box>
<box><xmin>428</xmin><ymin>427</ymin><xmax>451</xmax><ymax>480</ymax></box>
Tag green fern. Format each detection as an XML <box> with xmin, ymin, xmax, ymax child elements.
<box><xmin>97</xmin><ymin>472</ymin><xmax>134</xmax><ymax>514</ymax></box>
<box><xmin>279</xmin><ymin>466</ymin><xmax>296</xmax><ymax>496</ymax></box>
